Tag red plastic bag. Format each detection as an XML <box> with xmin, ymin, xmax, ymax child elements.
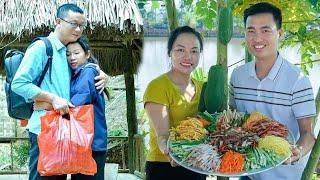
<box><xmin>37</xmin><ymin>104</ymin><xmax>97</xmax><ymax>176</ymax></box>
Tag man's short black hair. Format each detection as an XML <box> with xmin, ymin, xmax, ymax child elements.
<box><xmin>167</xmin><ymin>26</ymin><xmax>203</xmax><ymax>56</ymax></box>
<box><xmin>57</xmin><ymin>3</ymin><xmax>84</xmax><ymax>19</ymax></box>
<box><xmin>244</xmin><ymin>2</ymin><xmax>282</xmax><ymax>29</ymax></box>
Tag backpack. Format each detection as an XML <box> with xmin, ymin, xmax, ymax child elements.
<box><xmin>4</xmin><ymin>37</ymin><xmax>53</xmax><ymax>120</ymax></box>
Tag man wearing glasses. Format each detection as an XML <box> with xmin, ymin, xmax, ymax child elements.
<box><xmin>60</xmin><ymin>17</ymin><xmax>87</xmax><ymax>30</ymax></box>
<box><xmin>12</xmin><ymin>3</ymin><xmax>107</xmax><ymax>180</ymax></box>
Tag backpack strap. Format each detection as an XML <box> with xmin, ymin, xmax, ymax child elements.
<box><xmin>31</xmin><ymin>37</ymin><xmax>53</xmax><ymax>85</ymax></box>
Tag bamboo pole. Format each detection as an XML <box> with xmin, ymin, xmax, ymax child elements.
<box><xmin>124</xmin><ymin>42</ymin><xmax>137</xmax><ymax>173</ymax></box>
<box><xmin>164</xmin><ymin>0</ymin><xmax>178</xmax><ymax>31</ymax></box>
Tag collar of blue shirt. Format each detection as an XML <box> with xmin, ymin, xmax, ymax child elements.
<box><xmin>249</xmin><ymin>53</ymin><xmax>284</xmax><ymax>81</ymax></box>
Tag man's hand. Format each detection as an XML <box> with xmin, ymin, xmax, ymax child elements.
<box><xmin>284</xmin><ymin>117</ymin><xmax>315</xmax><ymax>165</ymax></box>
<box><xmin>284</xmin><ymin>145</ymin><xmax>302</xmax><ymax>165</ymax></box>
<box><xmin>52</xmin><ymin>96</ymin><xmax>74</xmax><ymax>115</ymax></box>
<box><xmin>94</xmin><ymin>66</ymin><xmax>108</xmax><ymax>94</ymax></box>
<box><xmin>34</xmin><ymin>101</ymin><xmax>53</xmax><ymax>110</ymax></box>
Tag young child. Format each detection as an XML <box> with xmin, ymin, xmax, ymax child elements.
<box><xmin>67</xmin><ymin>36</ymin><xmax>107</xmax><ymax>180</ymax></box>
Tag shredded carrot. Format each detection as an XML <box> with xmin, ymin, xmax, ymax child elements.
<box><xmin>218</xmin><ymin>150</ymin><xmax>245</xmax><ymax>173</ymax></box>
<box><xmin>197</xmin><ymin>118</ymin><xmax>210</xmax><ymax>126</ymax></box>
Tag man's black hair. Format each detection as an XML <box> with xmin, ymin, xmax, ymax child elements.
<box><xmin>244</xmin><ymin>2</ymin><xmax>282</xmax><ymax>29</ymax></box>
<box><xmin>167</xmin><ymin>26</ymin><xmax>203</xmax><ymax>56</ymax></box>
<box><xmin>57</xmin><ymin>3</ymin><xmax>84</xmax><ymax>19</ymax></box>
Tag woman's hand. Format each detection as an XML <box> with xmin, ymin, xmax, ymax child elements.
<box><xmin>158</xmin><ymin>136</ymin><xmax>178</xmax><ymax>167</ymax></box>
<box><xmin>145</xmin><ymin>103</ymin><xmax>178</xmax><ymax>167</ymax></box>
<box><xmin>163</xmin><ymin>148</ymin><xmax>179</xmax><ymax>167</ymax></box>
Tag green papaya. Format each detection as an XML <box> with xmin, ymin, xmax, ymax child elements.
<box><xmin>218</xmin><ymin>7</ymin><xmax>233</xmax><ymax>45</ymax></box>
<box><xmin>198</xmin><ymin>82</ymin><xmax>207</xmax><ymax>112</ymax></box>
<box><xmin>204</xmin><ymin>65</ymin><xmax>226</xmax><ymax>114</ymax></box>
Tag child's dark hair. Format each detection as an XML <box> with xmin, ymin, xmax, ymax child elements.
<box><xmin>67</xmin><ymin>36</ymin><xmax>111</xmax><ymax>100</ymax></box>
<box><xmin>68</xmin><ymin>36</ymin><xmax>99</xmax><ymax>65</ymax></box>
<box><xmin>244</xmin><ymin>2</ymin><xmax>282</xmax><ymax>29</ymax></box>
<box><xmin>167</xmin><ymin>26</ymin><xmax>203</xmax><ymax>56</ymax></box>
<box><xmin>57</xmin><ymin>3</ymin><xmax>84</xmax><ymax>19</ymax></box>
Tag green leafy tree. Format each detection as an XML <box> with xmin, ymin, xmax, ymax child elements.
<box><xmin>233</xmin><ymin>0</ymin><xmax>320</xmax><ymax>74</ymax></box>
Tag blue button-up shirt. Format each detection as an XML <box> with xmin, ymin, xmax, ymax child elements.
<box><xmin>70</xmin><ymin>63</ymin><xmax>107</xmax><ymax>151</ymax></box>
<box><xmin>12</xmin><ymin>33</ymin><xmax>70</xmax><ymax>135</ymax></box>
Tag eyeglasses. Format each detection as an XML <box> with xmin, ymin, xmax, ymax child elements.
<box><xmin>60</xmin><ymin>18</ymin><xmax>86</xmax><ymax>30</ymax></box>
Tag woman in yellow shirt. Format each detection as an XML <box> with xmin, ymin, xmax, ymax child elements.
<box><xmin>144</xmin><ymin>26</ymin><xmax>206</xmax><ymax>180</ymax></box>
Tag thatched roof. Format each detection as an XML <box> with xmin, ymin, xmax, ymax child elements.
<box><xmin>0</xmin><ymin>0</ymin><xmax>143</xmax><ymax>76</ymax></box>
<box><xmin>0</xmin><ymin>0</ymin><xmax>143</xmax><ymax>36</ymax></box>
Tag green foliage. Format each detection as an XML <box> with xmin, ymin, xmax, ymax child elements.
<box><xmin>0</xmin><ymin>144</ymin><xmax>10</xmax><ymax>165</ymax></box>
<box><xmin>279</xmin><ymin>1</ymin><xmax>319</xmax><ymax>74</ymax></box>
<box><xmin>314</xmin><ymin>2</ymin><xmax>320</xmax><ymax>11</ymax></box>
<box><xmin>136</xmin><ymin>0</ymin><xmax>147</xmax><ymax>9</ymax></box>
<box><xmin>106</xmin><ymin>86</ymin><xmax>113</xmax><ymax>95</ymax></box>
<box><xmin>12</xmin><ymin>141</ymin><xmax>29</xmax><ymax>168</ymax></box>
<box><xmin>281</xmin><ymin>28</ymin><xmax>320</xmax><ymax>74</ymax></box>
<box><xmin>137</xmin><ymin>108</ymin><xmax>149</xmax><ymax>137</ymax></box>
<box><xmin>282</xmin><ymin>1</ymin><xmax>317</xmax><ymax>32</ymax></box>
<box><xmin>309</xmin><ymin>0</ymin><xmax>319</xmax><ymax>6</ymax></box>
<box><xmin>109</xmin><ymin>129</ymin><xmax>126</xmax><ymax>136</ymax></box>
<box><xmin>311</xmin><ymin>173</ymin><xmax>318</xmax><ymax>180</ymax></box>
<box><xmin>136</xmin><ymin>0</ymin><xmax>147</xmax><ymax>15</ymax></box>
<box><xmin>184</xmin><ymin>0</ymin><xmax>217</xmax><ymax>30</ymax></box>
<box><xmin>231</xmin><ymin>0</ymin><xmax>320</xmax><ymax>74</ymax></box>
<box><xmin>195</xmin><ymin>0</ymin><xmax>217</xmax><ymax>30</ymax></box>
<box><xmin>191</xmin><ymin>67</ymin><xmax>208</xmax><ymax>82</ymax></box>
<box><xmin>151</xmin><ymin>1</ymin><xmax>160</xmax><ymax>9</ymax></box>
<box><xmin>0</xmin><ymin>142</ymin><xmax>29</xmax><ymax>169</ymax></box>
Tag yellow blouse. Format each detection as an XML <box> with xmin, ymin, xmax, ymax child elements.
<box><xmin>143</xmin><ymin>73</ymin><xmax>203</xmax><ymax>162</ymax></box>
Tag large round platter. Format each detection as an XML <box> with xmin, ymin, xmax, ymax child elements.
<box><xmin>168</xmin><ymin>125</ymin><xmax>295</xmax><ymax>177</ymax></box>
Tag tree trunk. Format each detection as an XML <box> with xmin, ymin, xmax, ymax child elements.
<box><xmin>217</xmin><ymin>0</ymin><xmax>228</xmax><ymax>112</ymax></box>
<box><xmin>216</xmin><ymin>42</ymin><xmax>228</xmax><ymax>111</ymax></box>
<box><xmin>124</xmin><ymin>42</ymin><xmax>137</xmax><ymax>173</ymax></box>
<box><xmin>302</xmin><ymin>132</ymin><xmax>320</xmax><ymax>180</ymax></box>
<box><xmin>302</xmin><ymin>87</ymin><xmax>320</xmax><ymax>179</ymax></box>
<box><xmin>316</xmin><ymin>87</ymin><xmax>320</xmax><ymax>119</ymax></box>
<box><xmin>164</xmin><ymin>0</ymin><xmax>178</xmax><ymax>31</ymax></box>
<box><xmin>217</xmin><ymin>0</ymin><xmax>230</xmax><ymax>179</ymax></box>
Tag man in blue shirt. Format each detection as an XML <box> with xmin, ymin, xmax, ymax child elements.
<box><xmin>12</xmin><ymin>3</ymin><xmax>107</xmax><ymax>180</ymax></box>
